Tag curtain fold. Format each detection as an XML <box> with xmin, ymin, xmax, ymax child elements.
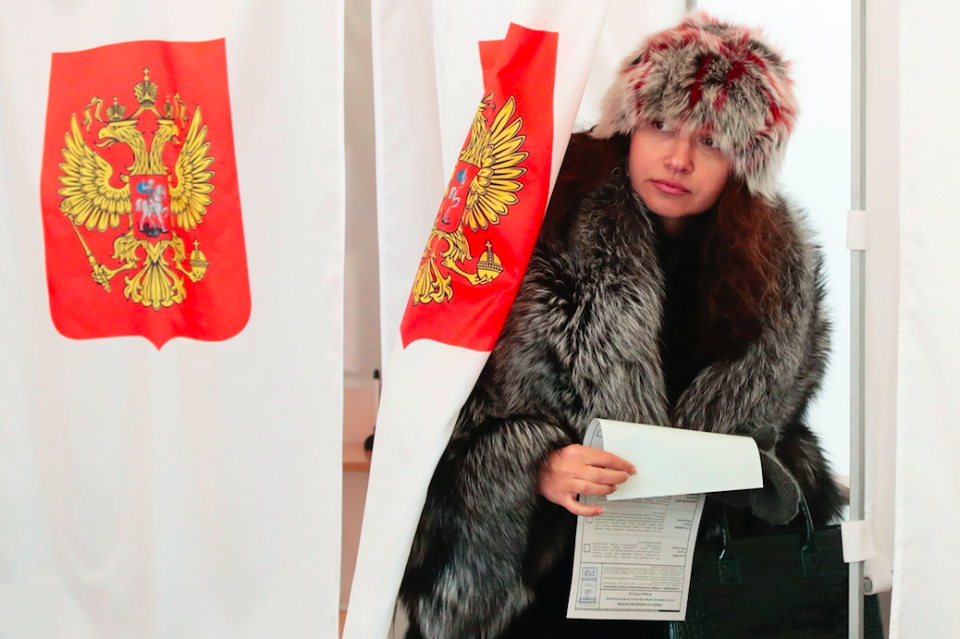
<box><xmin>352</xmin><ymin>2</ymin><xmax>614</xmax><ymax>637</ymax></box>
<box><xmin>892</xmin><ymin>1</ymin><xmax>960</xmax><ymax>635</ymax></box>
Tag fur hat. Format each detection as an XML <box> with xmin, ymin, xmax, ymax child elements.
<box><xmin>594</xmin><ymin>12</ymin><xmax>797</xmax><ymax>200</ymax></box>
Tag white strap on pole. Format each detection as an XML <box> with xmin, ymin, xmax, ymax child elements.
<box><xmin>864</xmin><ymin>555</ymin><xmax>894</xmax><ymax>596</ymax></box>
<box><xmin>841</xmin><ymin>518</ymin><xmax>877</xmax><ymax>563</ymax></box>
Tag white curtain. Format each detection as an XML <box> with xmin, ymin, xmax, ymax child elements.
<box><xmin>373</xmin><ymin>0</ymin><xmax>445</xmax><ymax>366</ymax></box>
<box><xmin>354</xmin><ymin>2</ymin><xmax>622</xmax><ymax>637</ymax></box>
<box><xmin>0</xmin><ymin>2</ymin><xmax>344</xmax><ymax>637</ymax></box>
<box><xmin>892</xmin><ymin>0</ymin><xmax>960</xmax><ymax>635</ymax></box>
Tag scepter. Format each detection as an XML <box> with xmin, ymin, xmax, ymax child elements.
<box><xmin>70</xmin><ymin>222</ymin><xmax>111</xmax><ymax>292</ymax></box>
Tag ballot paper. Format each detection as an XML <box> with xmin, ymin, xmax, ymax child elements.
<box><xmin>566</xmin><ymin>492</ymin><xmax>705</xmax><ymax>620</ymax></box>
<box><xmin>566</xmin><ymin>419</ymin><xmax>762</xmax><ymax>621</ymax></box>
<box><xmin>595</xmin><ymin>418</ymin><xmax>763</xmax><ymax>501</ymax></box>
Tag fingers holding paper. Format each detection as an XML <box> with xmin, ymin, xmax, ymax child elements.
<box><xmin>538</xmin><ymin>443</ymin><xmax>637</xmax><ymax>516</ymax></box>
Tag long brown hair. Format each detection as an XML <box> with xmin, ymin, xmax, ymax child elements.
<box><xmin>546</xmin><ymin>132</ymin><xmax>790</xmax><ymax>359</ymax></box>
<box><xmin>701</xmin><ymin>178</ymin><xmax>789</xmax><ymax>358</ymax></box>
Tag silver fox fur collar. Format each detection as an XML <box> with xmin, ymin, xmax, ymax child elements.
<box><xmin>399</xmin><ymin>165</ymin><xmax>840</xmax><ymax>639</ymax></box>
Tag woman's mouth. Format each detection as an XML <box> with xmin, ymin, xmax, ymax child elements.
<box><xmin>652</xmin><ymin>180</ymin><xmax>690</xmax><ymax>195</ymax></box>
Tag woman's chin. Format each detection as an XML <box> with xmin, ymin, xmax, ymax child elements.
<box><xmin>646</xmin><ymin>202</ymin><xmax>690</xmax><ymax>220</ymax></box>
<box><xmin>638</xmin><ymin>190</ymin><xmax>687</xmax><ymax>218</ymax></box>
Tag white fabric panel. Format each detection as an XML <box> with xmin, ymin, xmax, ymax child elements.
<box><xmin>0</xmin><ymin>3</ymin><xmax>343</xmax><ymax>638</ymax></box>
<box><xmin>432</xmin><ymin>0</ymin><xmax>525</xmax><ymax>176</ymax></box>
<box><xmin>353</xmin><ymin>4</ymin><xmax>609</xmax><ymax>637</ymax></box>
<box><xmin>373</xmin><ymin>0</ymin><xmax>445</xmax><ymax>368</ymax></box>
<box><xmin>345</xmin><ymin>337</ymin><xmax>490</xmax><ymax>639</ymax></box>
<box><xmin>893</xmin><ymin>1</ymin><xmax>960</xmax><ymax>635</ymax></box>
<box><xmin>511</xmin><ymin>3</ymin><xmax>609</xmax><ymax>190</ymax></box>
<box><xmin>864</xmin><ymin>0</ymin><xmax>900</xmax><ymax>610</ymax></box>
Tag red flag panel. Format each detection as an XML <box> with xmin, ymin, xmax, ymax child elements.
<box><xmin>40</xmin><ymin>39</ymin><xmax>250</xmax><ymax>349</ymax></box>
<box><xmin>399</xmin><ymin>24</ymin><xmax>558</xmax><ymax>352</ymax></box>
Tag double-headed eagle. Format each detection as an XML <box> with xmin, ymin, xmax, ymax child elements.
<box><xmin>58</xmin><ymin>68</ymin><xmax>214</xmax><ymax>311</ymax></box>
<box><xmin>411</xmin><ymin>93</ymin><xmax>528</xmax><ymax>305</ymax></box>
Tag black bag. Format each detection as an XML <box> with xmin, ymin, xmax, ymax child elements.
<box><xmin>669</xmin><ymin>499</ymin><xmax>884</xmax><ymax>638</ymax></box>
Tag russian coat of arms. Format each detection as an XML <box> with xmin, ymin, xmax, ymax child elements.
<box><xmin>398</xmin><ymin>25</ymin><xmax>557</xmax><ymax>351</ymax></box>
<box><xmin>411</xmin><ymin>93</ymin><xmax>528</xmax><ymax>306</ymax></box>
<box><xmin>58</xmin><ymin>67</ymin><xmax>212</xmax><ymax>311</ymax></box>
<box><xmin>41</xmin><ymin>39</ymin><xmax>250</xmax><ymax>348</ymax></box>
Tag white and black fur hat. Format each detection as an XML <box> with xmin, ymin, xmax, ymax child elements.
<box><xmin>594</xmin><ymin>12</ymin><xmax>798</xmax><ymax>200</ymax></box>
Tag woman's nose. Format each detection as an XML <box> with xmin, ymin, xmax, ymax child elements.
<box><xmin>664</xmin><ymin>139</ymin><xmax>693</xmax><ymax>173</ymax></box>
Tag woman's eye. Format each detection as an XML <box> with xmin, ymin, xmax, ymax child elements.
<box><xmin>702</xmin><ymin>137</ymin><xmax>715</xmax><ymax>147</ymax></box>
<box><xmin>653</xmin><ymin>121</ymin><xmax>666</xmax><ymax>131</ymax></box>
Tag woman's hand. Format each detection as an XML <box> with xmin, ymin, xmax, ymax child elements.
<box><xmin>538</xmin><ymin>444</ymin><xmax>636</xmax><ymax>516</ymax></box>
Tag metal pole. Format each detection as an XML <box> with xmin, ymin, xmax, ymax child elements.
<box><xmin>850</xmin><ymin>0</ymin><xmax>867</xmax><ymax>636</ymax></box>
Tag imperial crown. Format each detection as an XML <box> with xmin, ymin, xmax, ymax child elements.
<box><xmin>106</xmin><ymin>96</ymin><xmax>126</xmax><ymax>122</ymax></box>
<box><xmin>133</xmin><ymin>68</ymin><xmax>158</xmax><ymax>108</ymax></box>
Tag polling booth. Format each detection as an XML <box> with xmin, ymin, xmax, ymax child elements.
<box><xmin>348</xmin><ymin>0</ymin><xmax>905</xmax><ymax>638</ymax></box>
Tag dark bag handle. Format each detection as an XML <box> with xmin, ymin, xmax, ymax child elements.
<box><xmin>717</xmin><ymin>493</ymin><xmax>824</xmax><ymax>586</ymax></box>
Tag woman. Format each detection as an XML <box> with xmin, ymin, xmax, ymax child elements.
<box><xmin>400</xmin><ymin>13</ymin><xmax>843</xmax><ymax>639</ymax></box>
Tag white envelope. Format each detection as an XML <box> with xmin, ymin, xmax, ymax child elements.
<box><xmin>590</xmin><ymin>418</ymin><xmax>763</xmax><ymax>501</ymax></box>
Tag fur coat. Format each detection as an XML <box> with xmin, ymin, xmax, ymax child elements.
<box><xmin>399</xmin><ymin>165</ymin><xmax>842</xmax><ymax>639</ymax></box>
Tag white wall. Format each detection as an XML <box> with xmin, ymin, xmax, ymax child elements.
<box><xmin>341</xmin><ymin>0</ymin><xmax>379</xmax><ymax>616</ymax></box>
<box><xmin>344</xmin><ymin>0</ymin><xmax>381</xmax><ymax>384</ymax></box>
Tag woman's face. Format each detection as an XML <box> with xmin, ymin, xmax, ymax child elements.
<box><xmin>628</xmin><ymin>120</ymin><xmax>731</xmax><ymax>221</ymax></box>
